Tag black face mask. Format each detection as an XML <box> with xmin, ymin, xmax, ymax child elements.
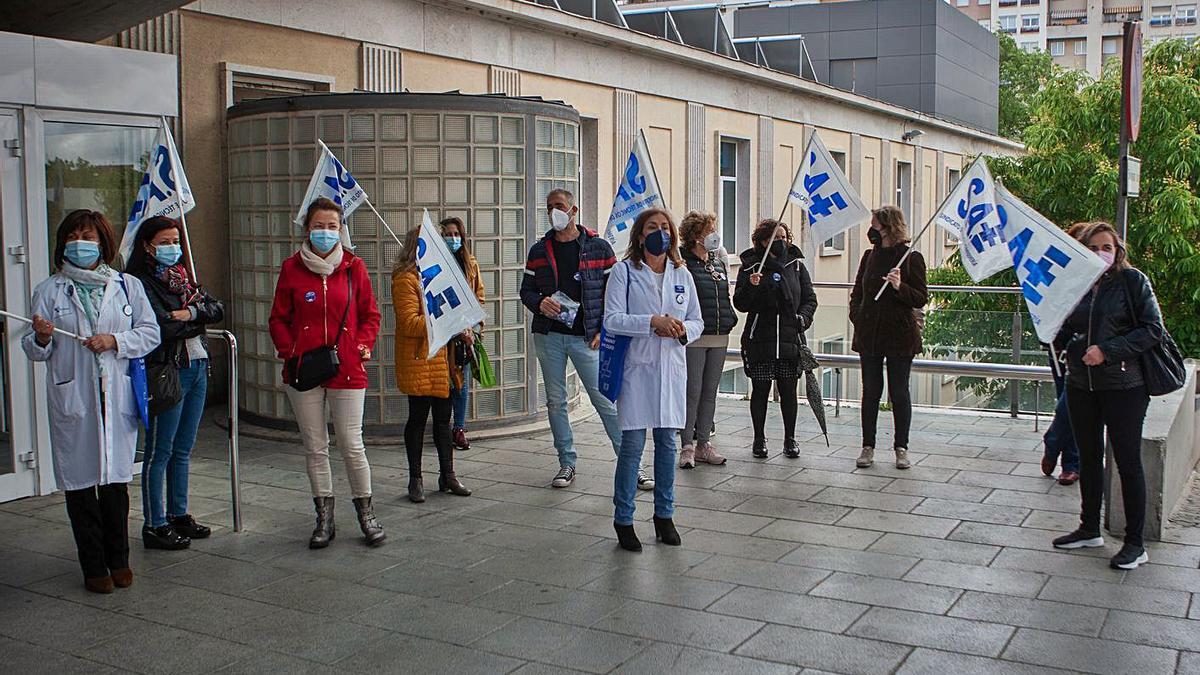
<box><xmin>769</xmin><ymin>240</ymin><xmax>787</xmax><ymax>258</ymax></box>
<box><xmin>867</xmin><ymin>228</ymin><xmax>883</xmax><ymax>246</ymax></box>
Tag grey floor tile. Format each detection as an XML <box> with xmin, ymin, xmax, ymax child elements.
<box><xmin>809</xmin><ymin>486</ymin><xmax>923</xmax><ymax>513</ymax></box>
<box><xmin>0</xmin><ymin>547</ymin><xmax>81</xmax><ymax>587</ymax></box>
<box><xmin>917</xmin><ymin>454</ymin><xmax>1019</xmax><ymax>475</ymax></box>
<box><xmin>581</xmin><ymin>567</ymin><xmax>736</xmax><ymax>610</ymax></box>
<box><xmin>668</xmin><ymin>506</ymin><xmax>775</xmax><ymax>536</ymax></box>
<box><xmin>466</xmin><ymin>549</ymin><xmax>611</xmax><ymax>589</ymax></box>
<box><xmin>267</xmin><ymin>542</ymin><xmax>408</xmax><ymax>581</ymax></box>
<box><xmin>912</xmin><ymin>498</ymin><xmax>1030</xmax><ymax>526</ymax></box>
<box><xmin>216</xmin><ymin>651</ymin><xmax>341</xmax><ymax>674</ymax></box>
<box><xmin>897</xmin><ymin>647</ymin><xmax>1072</xmax><ymax>674</ymax></box>
<box><xmin>115</xmin><ymin>583</ymin><xmax>280</xmax><ymax>635</ymax></box>
<box><xmin>81</xmin><ymin>621</ymin><xmax>255</xmax><ymax>674</ymax></box>
<box><xmin>985</xmin><ymin>488</ymin><xmax>1081</xmax><ymax>514</ymax></box>
<box><xmin>1099</xmin><ymin>609</ymin><xmax>1200</xmax><ymax>651</ymax></box>
<box><xmin>351</xmin><ymin>592</ymin><xmax>517</xmax><ymax>645</ymax></box>
<box><xmin>948</xmin><ymin>590</ymin><xmax>1107</xmax><ymax>637</ymax></box>
<box><xmin>1038</xmin><ymin>576</ymin><xmax>1191</xmax><ymax>617</ymax></box>
<box><xmin>905</xmin><ymin>559</ymin><xmax>1049</xmax><ymax>598</ymax></box>
<box><xmin>754</xmin><ymin>520</ymin><xmax>883</xmax><ymax>550</ymax></box>
<box><xmin>0</xmin><ymin>635</ymin><xmax>118</xmax><ymax>674</ymax></box>
<box><xmin>683</xmin><ymin>554</ymin><xmax>829</xmax><ymax>594</ymax></box>
<box><xmin>778</xmin><ymin>543</ymin><xmax>918</xmax><ymax>579</ymax></box>
<box><xmin>591</xmin><ymin>599</ymin><xmax>764</xmax><ymax>652</ymax></box>
<box><xmin>1121</xmin><ymin>563</ymin><xmax>1200</xmax><ymax>594</ymax></box>
<box><xmin>835</xmin><ymin>509</ymin><xmax>960</xmax><ymax>538</ymax></box>
<box><xmin>470</xmin><ymin>579</ymin><xmax>629</xmax><ymax>626</ymax></box>
<box><xmin>0</xmin><ymin>586</ymin><xmax>153</xmax><ymax>652</ymax></box>
<box><xmin>469</xmin><ymin>522</ymin><xmax>602</xmax><ymax>555</ymax></box>
<box><xmin>951</xmin><ymin>471</ymin><xmax>1055</xmax><ymax>494</ymax></box>
<box><xmin>712</xmin><ymin>475</ymin><xmax>826</xmax><ymax>500</ymax></box>
<box><xmin>574</xmin><ymin>537</ymin><xmax>714</xmax><ymax>573</ymax></box>
<box><xmin>881</xmin><ymin>478</ymin><xmax>992</xmax><ymax>503</ymax></box>
<box><xmin>948</xmin><ymin>521</ymin><xmax>1066</xmax><ymax>551</ymax></box>
<box><xmin>731</xmin><ymin>495</ymin><xmax>850</xmax><ymax>525</ymax></box>
<box><xmin>145</xmin><ymin>551</ymin><xmax>298</xmax><ymax>595</ymax></box>
<box><xmin>612</xmin><ymin>642</ymin><xmax>797</xmax><ymax>675</ymax></box>
<box><xmin>680</xmin><ymin>529</ymin><xmax>801</xmax><ymax>562</ymax></box>
<box><xmin>734</xmin><ymin>624</ymin><xmax>911</xmax><ymax>675</ymax></box>
<box><xmin>707</xmin><ymin>585</ymin><xmax>869</xmax><ymax>633</ymax></box>
<box><xmin>784</xmin><ymin>469</ymin><xmax>896</xmax><ymax>492</ymax></box>
<box><xmin>1021</xmin><ymin>510</ymin><xmax>1079</xmax><ymax>532</ymax></box>
<box><xmin>1001</xmin><ymin>627</ymin><xmax>1177</xmax><ymax>675</ymax></box>
<box><xmin>808</xmin><ymin>572</ymin><xmax>962</xmax><ymax>614</ymax></box>
<box><xmin>218</xmin><ymin>605</ymin><xmax>389</xmax><ymax>665</ymax></box>
<box><xmin>358</xmin><ymin>560</ymin><xmax>510</xmax><ymax>603</ymax></box>
<box><xmin>335</xmin><ymin>632</ymin><xmax>526</xmax><ymax>675</ymax></box>
<box><xmin>867</xmin><ymin>533</ymin><xmax>1001</xmax><ymax>566</ymax></box>
<box><xmin>847</xmin><ymin>606</ymin><xmax>1015</xmax><ymax>657</ymax></box>
<box><xmin>244</xmin><ymin>571</ymin><xmax>397</xmax><ymax>618</ymax></box>
<box><xmin>1180</xmin><ymin>652</ymin><xmax>1200</xmax><ymax>675</ymax></box>
<box><xmin>473</xmin><ymin>616</ymin><xmax>648</xmax><ymax>674</ymax></box>
<box><xmin>990</xmin><ymin>547</ymin><xmax>1128</xmax><ymax>582</ymax></box>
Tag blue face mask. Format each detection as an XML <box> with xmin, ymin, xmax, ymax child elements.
<box><xmin>64</xmin><ymin>240</ymin><xmax>101</xmax><ymax>268</ymax></box>
<box><xmin>153</xmin><ymin>243</ymin><xmax>183</xmax><ymax>267</ymax></box>
<box><xmin>309</xmin><ymin>229</ymin><xmax>340</xmax><ymax>254</ymax></box>
<box><xmin>444</xmin><ymin>236</ymin><xmax>462</xmax><ymax>253</ymax></box>
<box><xmin>643</xmin><ymin>228</ymin><xmax>672</xmax><ymax>256</ymax></box>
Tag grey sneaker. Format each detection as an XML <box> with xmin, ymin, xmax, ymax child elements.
<box><xmin>551</xmin><ymin>466</ymin><xmax>576</xmax><ymax>488</ymax></box>
<box><xmin>894</xmin><ymin>447</ymin><xmax>911</xmax><ymax>470</ymax></box>
<box><xmin>856</xmin><ymin>446</ymin><xmax>875</xmax><ymax>468</ymax></box>
<box><xmin>637</xmin><ymin>468</ymin><xmax>655</xmax><ymax>490</ymax></box>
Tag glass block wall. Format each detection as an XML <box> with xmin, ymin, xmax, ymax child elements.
<box><xmin>226</xmin><ymin>94</ymin><xmax>581</xmax><ymax>430</ymax></box>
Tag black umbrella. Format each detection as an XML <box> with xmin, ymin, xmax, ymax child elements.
<box><xmin>797</xmin><ymin>343</ymin><xmax>830</xmax><ymax>446</ymax></box>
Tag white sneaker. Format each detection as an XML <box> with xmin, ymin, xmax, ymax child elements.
<box><xmin>637</xmin><ymin>468</ymin><xmax>654</xmax><ymax>491</ymax></box>
<box><xmin>551</xmin><ymin>466</ymin><xmax>576</xmax><ymax>488</ymax></box>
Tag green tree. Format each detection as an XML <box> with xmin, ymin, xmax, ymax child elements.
<box><xmin>997</xmin><ymin>32</ymin><xmax>1054</xmax><ymax>140</ymax></box>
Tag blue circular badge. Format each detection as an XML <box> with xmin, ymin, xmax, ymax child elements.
<box><xmin>675</xmin><ymin>293</ymin><xmax>686</xmax><ymax>305</ymax></box>
<box><xmin>772</xmin><ymin>272</ymin><xmax>782</xmax><ymax>282</ymax></box>
<box><xmin>304</xmin><ymin>291</ymin><xmax>317</xmax><ymax>303</ymax></box>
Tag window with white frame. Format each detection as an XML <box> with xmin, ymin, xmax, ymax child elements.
<box><xmin>718</xmin><ymin>138</ymin><xmax>746</xmax><ymax>256</ymax></box>
<box><xmin>1021</xmin><ymin>14</ymin><xmax>1040</xmax><ymax>31</ymax></box>
<box><xmin>1179</xmin><ymin>5</ymin><xmax>1197</xmax><ymax>24</ymax></box>
<box><xmin>821</xmin><ymin>151</ymin><xmax>849</xmax><ymax>255</ymax></box>
<box><xmin>999</xmin><ymin>15</ymin><xmax>1018</xmax><ymax>32</ymax></box>
<box><xmin>895</xmin><ymin>160</ymin><xmax>913</xmax><ymax>223</ymax></box>
<box><xmin>1103</xmin><ymin>37</ymin><xmax>1119</xmax><ymax>54</ymax></box>
<box><xmin>223</xmin><ymin>63</ymin><xmax>334</xmax><ymax>107</ymax></box>
<box><xmin>943</xmin><ymin>167</ymin><xmax>962</xmax><ymax>246</ymax></box>
<box><xmin>1050</xmin><ymin>40</ymin><xmax>1065</xmax><ymax>56</ymax></box>
<box><xmin>1151</xmin><ymin>6</ymin><xmax>1173</xmax><ymax>25</ymax></box>
<box><xmin>1075</xmin><ymin>39</ymin><xmax>1087</xmax><ymax>54</ymax></box>
<box><xmin>1021</xmin><ymin>41</ymin><xmax>1039</xmax><ymax>52</ymax></box>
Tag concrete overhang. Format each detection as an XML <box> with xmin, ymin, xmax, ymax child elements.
<box><xmin>0</xmin><ymin>0</ymin><xmax>190</xmax><ymax>42</ymax></box>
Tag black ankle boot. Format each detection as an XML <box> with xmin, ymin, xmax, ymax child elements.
<box><xmin>407</xmin><ymin>476</ymin><xmax>425</xmax><ymax>503</ymax></box>
<box><xmin>309</xmin><ymin>496</ymin><xmax>335</xmax><ymax>549</ymax></box>
<box><xmin>752</xmin><ymin>439</ymin><xmax>768</xmax><ymax>458</ymax></box>
<box><xmin>783</xmin><ymin>438</ymin><xmax>799</xmax><ymax>458</ymax></box>
<box><xmin>142</xmin><ymin>524</ymin><xmax>190</xmax><ymax>550</ymax></box>
<box><xmin>352</xmin><ymin>496</ymin><xmax>386</xmax><ymax>547</ymax></box>
<box><xmin>168</xmin><ymin>514</ymin><xmax>211</xmax><ymax>539</ymax></box>
<box><xmin>438</xmin><ymin>474</ymin><xmax>472</xmax><ymax>496</ymax></box>
<box><xmin>613</xmin><ymin>522</ymin><xmax>642</xmax><ymax>552</ymax></box>
<box><xmin>653</xmin><ymin>516</ymin><xmax>681</xmax><ymax>546</ymax></box>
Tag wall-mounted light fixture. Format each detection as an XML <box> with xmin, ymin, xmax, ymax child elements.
<box><xmin>901</xmin><ymin>129</ymin><xmax>925</xmax><ymax>142</ymax></box>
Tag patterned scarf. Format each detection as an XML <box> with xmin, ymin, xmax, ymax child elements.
<box><xmin>155</xmin><ymin>260</ymin><xmax>200</xmax><ymax>305</ymax></box>
<box><xmin>60</xmin><ymin>262</ymin><xmax>115</xmax><ymax>331</ymax></box>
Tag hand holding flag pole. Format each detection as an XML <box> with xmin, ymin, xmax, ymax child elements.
<box><xmin>0</xmin><ymin>309</ymin><xmax>85</xmax><ymax>342</ymax></box>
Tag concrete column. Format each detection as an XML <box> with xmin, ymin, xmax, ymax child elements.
<box><xmin>848</xmin><ymin>133</ymin><xmax>863</xmax><ymax>281</ymax></box>
<box><xmin>686</xmin><ymin>101</ymin><xmax>705</xmax><ymax>211</ymax></box>
<box><xmin>613</xmin><ymin>89</ymin><xmax>637</xmax><ymax>184</ymax></box>
<box><xmin>913</xmin><ymin>145</ymin><xmax>925</xmax><ymax>258</ymax></box>
<box><xmin>880</xmin><ymin>141</ymin><xmax>894</xmax><ymax>210</ymax></box>
<box><xmin>757</xmin><ymin>115</ymin><xmax>774</xmax><ymax>223</ymax></box>
<box><xmin>934</xmin><ymin>149</ymin><xmax>947</xmax><ymax>267</ymax></box>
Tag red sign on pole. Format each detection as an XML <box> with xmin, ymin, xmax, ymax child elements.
<box><xmin>1122</xmin><ymin>21</ymin><xmax>1143</xmax><ymax>142</ymax></box>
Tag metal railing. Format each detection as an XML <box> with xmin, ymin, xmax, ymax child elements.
<box><xmin>206</xmin><ymin>329</ymin><xmax>242</xmax><ymax>532</ymax></box>
<box><xmin>810</xmin><ymin>281</ymin><xmax>1023</xmax><ymax>295</ymax></box>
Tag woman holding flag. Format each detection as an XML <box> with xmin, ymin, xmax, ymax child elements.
<box><xmin>269</xmin><ymin>197</ymin><xmax>385</xmax><ymax>549</ymax></box>
<box><xmin>603</xmin><ymin>208</ymin><xmax>703</xmax><ymax>552</ymax></box>
<box><xmin>439</xmin><ymin>216</ymin><xmax>486</xmax><ymax>453</ymax></box>
<box><xmin>733</xmin><ymin>219</ymin><xmax>817</xmax><ymax>460</ymax></box>
<box><xmin>393</xmin><ymin>227</ymin><xmax>473</xmax><ymax>504</ymax></box>
<box><xmin>127</xmin><ymin>216</ymin><xmax>224</xmax><ymax>551</ymax></box>
<box><xmin>22</xmin><ymin>209</ymin><xmax>160</xmax><ymax>593</ymax></box>
<box><xmin>848</xmin><ymin>206</ymin><xmax>928</xmax><ymax>470</ymax></box>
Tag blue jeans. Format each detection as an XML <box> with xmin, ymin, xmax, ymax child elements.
<box><xmin>453</xmin><ymin>362</ymin><xmax>471</xmax><ymax>429</ymax></box>
<box><xmin>614</xmin><ymin>428</ymin><xmax>676</xmax><ymax>526</ymax></box>
<box><xmin>533</xmin><ymin>332</ymin><xmax>622</xmax><ymax>468</ymax></box>
<box><xmin>142</xmin><ymin>359</ymin><xmax>208</xmax><ymax>528</ymax></box>
<box><xmin>1043</xmin><ymin>355</ymin><xmax>1080</xmax><ymax>473</ymax></box>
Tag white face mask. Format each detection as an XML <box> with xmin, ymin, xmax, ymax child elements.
<box><xmin>702</xmin><ymin>231</ymin><xmax>722</xmax><ymax>252</ymax></box>
<box><xmin>550</xmin><ymin>208</ymin><xmax>571</xmax><ymax>231</ymax></box>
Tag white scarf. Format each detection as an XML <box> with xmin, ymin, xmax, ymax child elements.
<box><xmin>298</xmin><ymin>242</ymin><xmax>344</xmax><ymax>277</ymax></box>
<box><xmin>59</xmin><ymin>261</ymin><xmax>116</xmax><ymax>287</ymax></box>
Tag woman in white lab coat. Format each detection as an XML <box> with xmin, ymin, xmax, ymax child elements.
<box><xmin>21</xmin><ymin>210</ymin><xmax>160</xmax><ymax>594</ymax></box>
<box><xmin>603</xmin><ymin>208</ymin><xmax>704</xmax><ymax>552</ymax></box>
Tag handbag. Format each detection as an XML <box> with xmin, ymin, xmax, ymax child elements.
<box><xmin>146</xmin><ymin>359</ymin><xmax>182</xmax><ymax>416</ymax></box>
<box><xmin>598</xmin><ymin>261</ymin><xmax>633</xmax><ymax>403</ymax></box>
<box><xmin>1120</xmin><ymin>273</ymin><xmax>1186</xmax><ymax>396</ymax></box>
<box><xmin>116</xmin><ymin>275</ymin><xmax>151</xmax><ymax>429</ymax></box>
<box><xmin>471</xmin><ymin>336</ymin><xmax>497</xmax><ymax>388</ymax></box>
<box><xmin>284</xmin><ymin>273</ymin><xmax>352</xmax><ymax>392</ymax></box>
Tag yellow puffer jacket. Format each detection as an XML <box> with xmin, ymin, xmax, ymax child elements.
<box><xmin>392</xmin><ymin>267</ymin><xmax>450</xmax><ymax>398</ymax></box>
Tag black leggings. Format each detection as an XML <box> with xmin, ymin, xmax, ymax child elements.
<box><xmin>1067</xmin><ymin>385</ymin><xmax>1150</xmax><ymax>547</ymax></box>
<box><xmin>750</xmin><ymin>377</ymin><xmax>798</xmax><ymax>443</ymax></box>
<box><xmin>64</xmin><ymin>483</ymin><xmax>129</xmax><ymax>578</ymax></box>
<box><xmin>860</xmin><ymin>354</ymin><xmax>913</xmax><ymax>449</ymax></box>
<box><xmin>404</xmin><ymin>395</ymin><xmax>455</xmax><ymax>476</ymax></box>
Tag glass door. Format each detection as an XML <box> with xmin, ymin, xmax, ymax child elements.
<box><xmin>0</xmin><ymin>110</ymin><xmax>37</xmax><ymax>501</ymax></box>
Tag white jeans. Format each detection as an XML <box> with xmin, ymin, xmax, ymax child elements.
<box><xmin>286</xmin><ymin>386</ymin><xmax>373</xmax><ymax>498</ymax></box>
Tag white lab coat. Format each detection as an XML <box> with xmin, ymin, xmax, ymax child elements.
<box><xmin>21</xmin><ymin>273</ymin><xmax>160</xmax><ymax>491</ymax></box>
<box><xmin>603</xmin><ymin>260</ymin><xmax>704</xmax><ymax>431</ymax></box>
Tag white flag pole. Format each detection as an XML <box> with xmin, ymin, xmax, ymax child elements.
<box><xmin>161</xmin><ymin>116</ymin><xmax>198</xmax><ymax>281</ymax></box>
<box><xmin>0</xmin><ymin>309</ymin><xmax>86</xmax><ymax>342</ymax></box>
<box><xmin>364</xmin><ymin>197</ymin><xmax>404</xmax><ymax>247</ymax></box>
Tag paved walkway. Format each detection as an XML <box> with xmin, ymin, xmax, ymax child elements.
<box><xmin>2</xmin><ymin>400</ymin><xmax>1199</xmax><ymax>674</ymax></box>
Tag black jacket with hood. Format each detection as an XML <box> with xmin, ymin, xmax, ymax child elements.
<box><xmin>733</xmin><ymin>243</ymin><xmax>817</xmax><ymax>364</ymax></box>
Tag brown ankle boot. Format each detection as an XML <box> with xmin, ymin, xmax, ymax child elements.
<box><xmin>85</xmin><ymin>575</ymin><xmax>115</xmax><ymax>594</ymax></box>
<box><xmin>110</xmin><ymin>568</ymin><xmax>134</xmax><ymax>588</ymax></box>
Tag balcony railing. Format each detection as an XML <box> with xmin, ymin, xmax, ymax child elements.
<box><xmin>1021</xmin><ymin>25</ymin><xmax>1041</xmax><ymax>32</ymax></box>
<box><xmin>1020</xmin><ymin>0</ymin><xmax>1040</xmax><ymax>5</ymax></box>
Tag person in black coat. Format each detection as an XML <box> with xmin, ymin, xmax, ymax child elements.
<box><xmin>1051</xmin><ymin>221</ymin><xmax>1166</xmax><ymax>570</ymax></box>
<box><xmin>127</xmin><ymin>216</ymin><xmax>224</xmax><ymax>551</ymax></box>
<box><xmin>848</xmin><ymin>206</ymin><xmax>928</xmax><ymax>471</ymax></box>
<box><xmin>733</xmin><ymin>219</ymin><xmax>817</xmax><ymax>459</ymax></box>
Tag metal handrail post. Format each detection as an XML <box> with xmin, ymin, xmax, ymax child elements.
<box><xmin>207</xmin><ymin>329</ymin><xmax>242</xmax><ymax>533</ymax></box>
<box><xmin>1010</xmin><ymin>311</ymin><xmax>1022</xmax><ymax>418</ymax></box>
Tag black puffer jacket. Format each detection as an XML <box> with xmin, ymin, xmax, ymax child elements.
<box><xmin>519</xmin><ymin>227</ymin><xmax>616</xmax><ymax>341</ymax></box>
<box><xmin>1053</xmin><ymin>267</ymin><xmax>1165</xmax><ymax>392</ymax></box>
<box><xmin>134</xmin><ymin>270</ymin><xmax>225</xmax><ymax>369</ymax></box>
<box><xmin>849</xmin><ymin>243</ymin><xmax>928</xmax><ymax>356</ymax></box>
<box><xmin>733</xmin><ymin>244</ymin><xmax>817</xmax><ymax>364</ymax></box>
<box><xmin>682</xmin><ymin>248</ymin><xmax>737</xmax><ymax>336</ymax></box>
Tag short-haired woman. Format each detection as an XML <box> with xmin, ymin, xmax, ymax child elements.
<box><xmin>849</xmin><ymin>206</ymin><xmax>928</xmax><ymax>470</ymax></box>
<box><xmin>393</xmin><ymin>227</ymin><xmax>472</xmax><ymax>503</ymax></box>
<box><xmin>604</xmin><ymin>208</ymin><xmax>704</xmax><ymax>551</ymax></box>
<box><xmin>439</xmin><ymin>216</ymin><xmax>486</xmax><ymax>453</ymax></box>
<box><xmin>1052</xmin><ymin>222</ymin><xmax>1166</xmax><ymax>570</ymax></box>
<box><xmin>677</xmin><ymin>210</ymin><xmax>736</xmax><ymax>468</ymax></box>
<box><xmin>733</xmin><ymin>219</ymin><xmax>817</xmax><ymax>459</ymax></box>
<box><xmin>127</xmin><ymin>216</ymin><xmax>224</xmax><ymax>551</ymax></box>
<box><xmin>23</xmin><ymin>210</ymin><xmax>160</xmax><ymax>593</ymax></box>
<box><xmin>268</xmin><ymin>197</ymin><xmax>385</xmax><ymax>548</ymax></box>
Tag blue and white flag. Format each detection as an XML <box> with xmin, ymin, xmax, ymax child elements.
<box><xmin>787</xmin><ymin>131</ymin><xmax>870</xmax><ymax>244</ymax></box>
<box><xmin>121</xmin><ymin>118</ymin><xmax>194</xmax><ymax>262</ymax></box>
<box><xmin>935</xmin><ymin>158</ymin><xmax>1011</xmax><ymax>282</ymax></box>
<box><xmin>996</xmin><ymin>184</ymin><xmax>1107</xmax><ymax>344</ymax></box>
<box><xmin>417</xmin><ymin>210</ymin><xmax>486</xmax><ymax>359</ymax></box>
<box><xmin>604</xmin><ymin>130</ymin><xmax>665</xmax><ymax>256</ymax></box>
<box><xmin>294</xmin><ymin>140</ymin><xmax>368</xmax><ymax>249</ymax></box>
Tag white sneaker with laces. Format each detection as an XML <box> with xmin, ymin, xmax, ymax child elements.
<box><xmin>637</xmin><ymin>468</ymin><xmax>654</xmax><ymax>490</ymax></box>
